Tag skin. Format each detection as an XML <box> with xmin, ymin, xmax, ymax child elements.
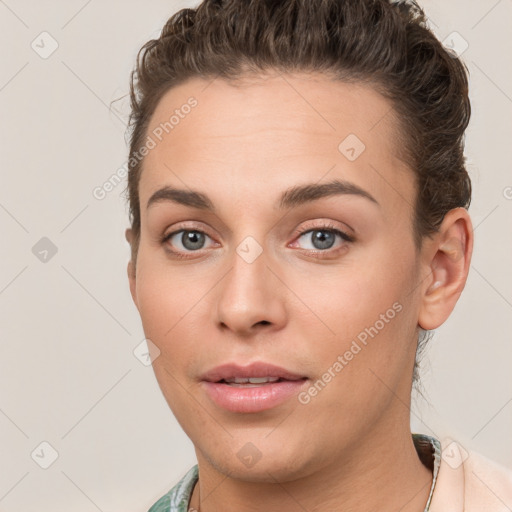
<box><xmin>125</xmin><ymin>71</ymin><xmax>473</xmax><ymax>512</ymax></box>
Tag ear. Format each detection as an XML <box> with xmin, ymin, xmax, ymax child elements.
<box><xmin>417</xmin><ymin>208</ymin><xmax>473</xmax><ymax>331</ymax></box>
<box><xmin>125</xmin><ymin>228</ymin><xmax>139</xmax><ymax>310</ymax></box>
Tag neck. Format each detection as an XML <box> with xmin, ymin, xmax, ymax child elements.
<box><xmin>190</xmin><ymin>417</ymin><xmax>433</xmax><ymax>512</ymax></box>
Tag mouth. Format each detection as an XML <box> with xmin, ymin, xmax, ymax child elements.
<box><xmin>200</xmin><ymin>362</ymin><xmax>309</xmax><ymax>413</ymax></box>
<box><xmin>201</xmin><ymin>361</ymin><xmax>307</xmax><ymax>383</ymax></box>
<box><xmin>219</xmin><ymin>376</ymin><xmax>296</xmax><ymax>387</ymax></box>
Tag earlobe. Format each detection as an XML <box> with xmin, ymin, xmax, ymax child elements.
<box><xmin>418</xmin><ymin>208</ymin><xmax>473</xmax><ymax>330</ymax></box>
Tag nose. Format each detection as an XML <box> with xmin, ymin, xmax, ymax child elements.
<box><xmin>214</xmin><ymin>243</ymin><xmax>287</xmax><ymax>337</ymax></box>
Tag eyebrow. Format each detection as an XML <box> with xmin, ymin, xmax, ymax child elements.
<box><xmin>146</xmin><ymin>178</ymin><xmax>379</xmax><ymax>211</ymax></box>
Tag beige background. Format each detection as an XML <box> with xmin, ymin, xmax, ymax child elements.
<box><xmin>0</xmin><ymin>0</ymin><xmax>511</xmax><ymax>510</ymax></box>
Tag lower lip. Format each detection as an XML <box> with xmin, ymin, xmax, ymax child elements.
<box><xmin>202</xmin><ymin>379</ymin><xmax>308</xmax><ymax>413</ymax></box>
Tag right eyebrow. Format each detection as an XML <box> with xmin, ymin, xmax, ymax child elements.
<box><xmin>146</xmin><ymin>186</ymin><xmax>216</xmax><ymax>212</ymax></box>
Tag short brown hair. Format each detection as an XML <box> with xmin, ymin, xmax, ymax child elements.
<box><xmin>124</xmin><ymin>0</ymin><xmax>472</xmax><ymax>386</ymax></box>
<box><xmin>125</xmin><ymin>0</ymin><xmax>471</xmax><ymax>264</ymax></box>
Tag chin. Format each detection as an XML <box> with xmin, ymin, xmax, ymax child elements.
<box><xmin>197</xmin><ymin>438</ymin><xmax>320</xmax><ymax>483</ymax></box>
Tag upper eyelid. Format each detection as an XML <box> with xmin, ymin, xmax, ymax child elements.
<box><xmin>163</xmin><ymin>224</ymin><xmax>352</xmax><ymax>248</ymax></box>
<box><xmin>164</xmin><ymin>218</ymin><xmax>352</xmax><ymax>236</ymax></box>
<box><xmin>164</xmin><ymin>222</ymin><xmax>349</xmax><ymax>238</ymax></box>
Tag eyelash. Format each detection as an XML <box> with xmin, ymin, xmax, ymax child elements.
<box><xmin>161</xmin><ymin>222</ymin><xmax>355</xmax><ymax>260</ymax></box>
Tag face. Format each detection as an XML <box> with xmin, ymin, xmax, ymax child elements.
<box><xmin>128</xmin><ymin>72</ymin><xmax>427</xmax><ymax>481</ymax></box>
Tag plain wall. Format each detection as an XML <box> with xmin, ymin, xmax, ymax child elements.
<box><xmin>0</xmin><ymin>1</ymin><xmax>510</xmax><ymax>510</ymax></box>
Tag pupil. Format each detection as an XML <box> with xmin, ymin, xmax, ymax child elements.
<box><xmin>182</xmin><ymin>231</ymin><xmax>205</xmax><ymax>250</ymax></box>
<box><xmin>312</xmin><ymin>230</ymin><xmax>334</xmax><ymax>250</ymax></box>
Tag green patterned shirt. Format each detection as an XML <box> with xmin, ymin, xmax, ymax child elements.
<box><xmin>148</xmin><ymin>433</ymin><xmax>441</xmax><ymax>512</ymax></box>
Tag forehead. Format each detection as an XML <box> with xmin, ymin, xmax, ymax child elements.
<box><xmin>138</xmin><ymin>72</ymin><xmax>414</xmax><ymax>218</ymax></box>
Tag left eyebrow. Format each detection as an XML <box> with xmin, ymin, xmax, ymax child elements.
<box><xmin>145</xmin><ymin>178</ymin><xmax>379</xmax><ymax>211</ymax></box>
<box><xmin>277</xmin><ymin>179</ymin><xmax>380</xmax><ymax>209</ymax></box>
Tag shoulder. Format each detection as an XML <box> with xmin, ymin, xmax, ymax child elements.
<box><xmin>430</xmin><ymin>437</ymin><xmax>512</xmax><ymax>512</ymax></box>
<box><xmin>463</xmin><ymin>446</ymin><xmax>512</xmax><ymax>510</ymax></box>
<box><xmin>148</xmin><ymin>465</ymin><xmax>199</xmax><ymax>512</ymax></box>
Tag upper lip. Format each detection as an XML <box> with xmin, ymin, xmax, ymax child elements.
<box><xmin>201</xmin><ymin>362</ymin><xmax>307</xmax><ymax>383</ymax></box>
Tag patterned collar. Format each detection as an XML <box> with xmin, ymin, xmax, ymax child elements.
<box><xmin>148</xmin><ymin>433</ymin><xmax>441</xmax><ymax>512</ymax></box>
<box><xmin>413</xmin><ymin>433</ymin><xmax>442</xmax><ymax>511</ymax></box>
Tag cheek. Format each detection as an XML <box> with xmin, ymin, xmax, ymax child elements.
<box><xmin>134</xmin><ymin>261</ymin><xmax>207</xmax><ymax>419</ymax></box>
<box><xmin>134</xmin><ymin>249</ymin><xmax>228</xmax><ymax>396</ymax></box>
<box><xmin>296</xmin><ymin>243</ymin><xmax>419</xmax><ymax>392</ymax></box>
<box><xmin>134</xmin><ymin>255</ymin><xmax>199</xmax><ymax>365</ymax></box>
<box><xmin>292</xmin><ymin>253</ymin><xmax>413</xmax><ymax>349</ymax></box>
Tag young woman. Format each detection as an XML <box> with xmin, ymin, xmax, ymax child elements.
<box><xmin>123</xmin><ymin>0</ymin><xmax>512</xmax><ymax>510</ymax></box>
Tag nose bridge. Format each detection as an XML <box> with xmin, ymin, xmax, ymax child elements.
<box><xmin>214</xmin><ymin>235</ymin><xmax>286</xmax><ymax>333</ymax></box>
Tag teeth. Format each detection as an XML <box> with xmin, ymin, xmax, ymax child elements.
<box><xmin>249</xmin><ymin>377</ymin><xmax>280</xmax><ymax>384</ymax></box>
<box><xmin>224</xmin><ymin>376</ymin><xmax>280</xmax><ymax>384</ymax></box>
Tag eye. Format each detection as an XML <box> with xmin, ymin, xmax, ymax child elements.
<box><xmin>161</xmin><ymin>222</ymin><xmax>354</xmax><ymax>260</ymax></box>
<box><xmin>162</xmin><ymin>229</ymin><xmax>215</xmax><ymax>254</ymax></box>
<box><xmin>293</xmin><ymin>223</ymin><xmax>354</xmax><ymax>254</ymax></box>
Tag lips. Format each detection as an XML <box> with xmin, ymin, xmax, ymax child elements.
<box><xmin>201</xmin><ymin>362</ymin><xmax>307</xmax><ymax>383</ymax></box>
<box><xmin>200</xmin><ymin>362</ymin><xmax>309</xmax><ymax>413</ymax></box>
